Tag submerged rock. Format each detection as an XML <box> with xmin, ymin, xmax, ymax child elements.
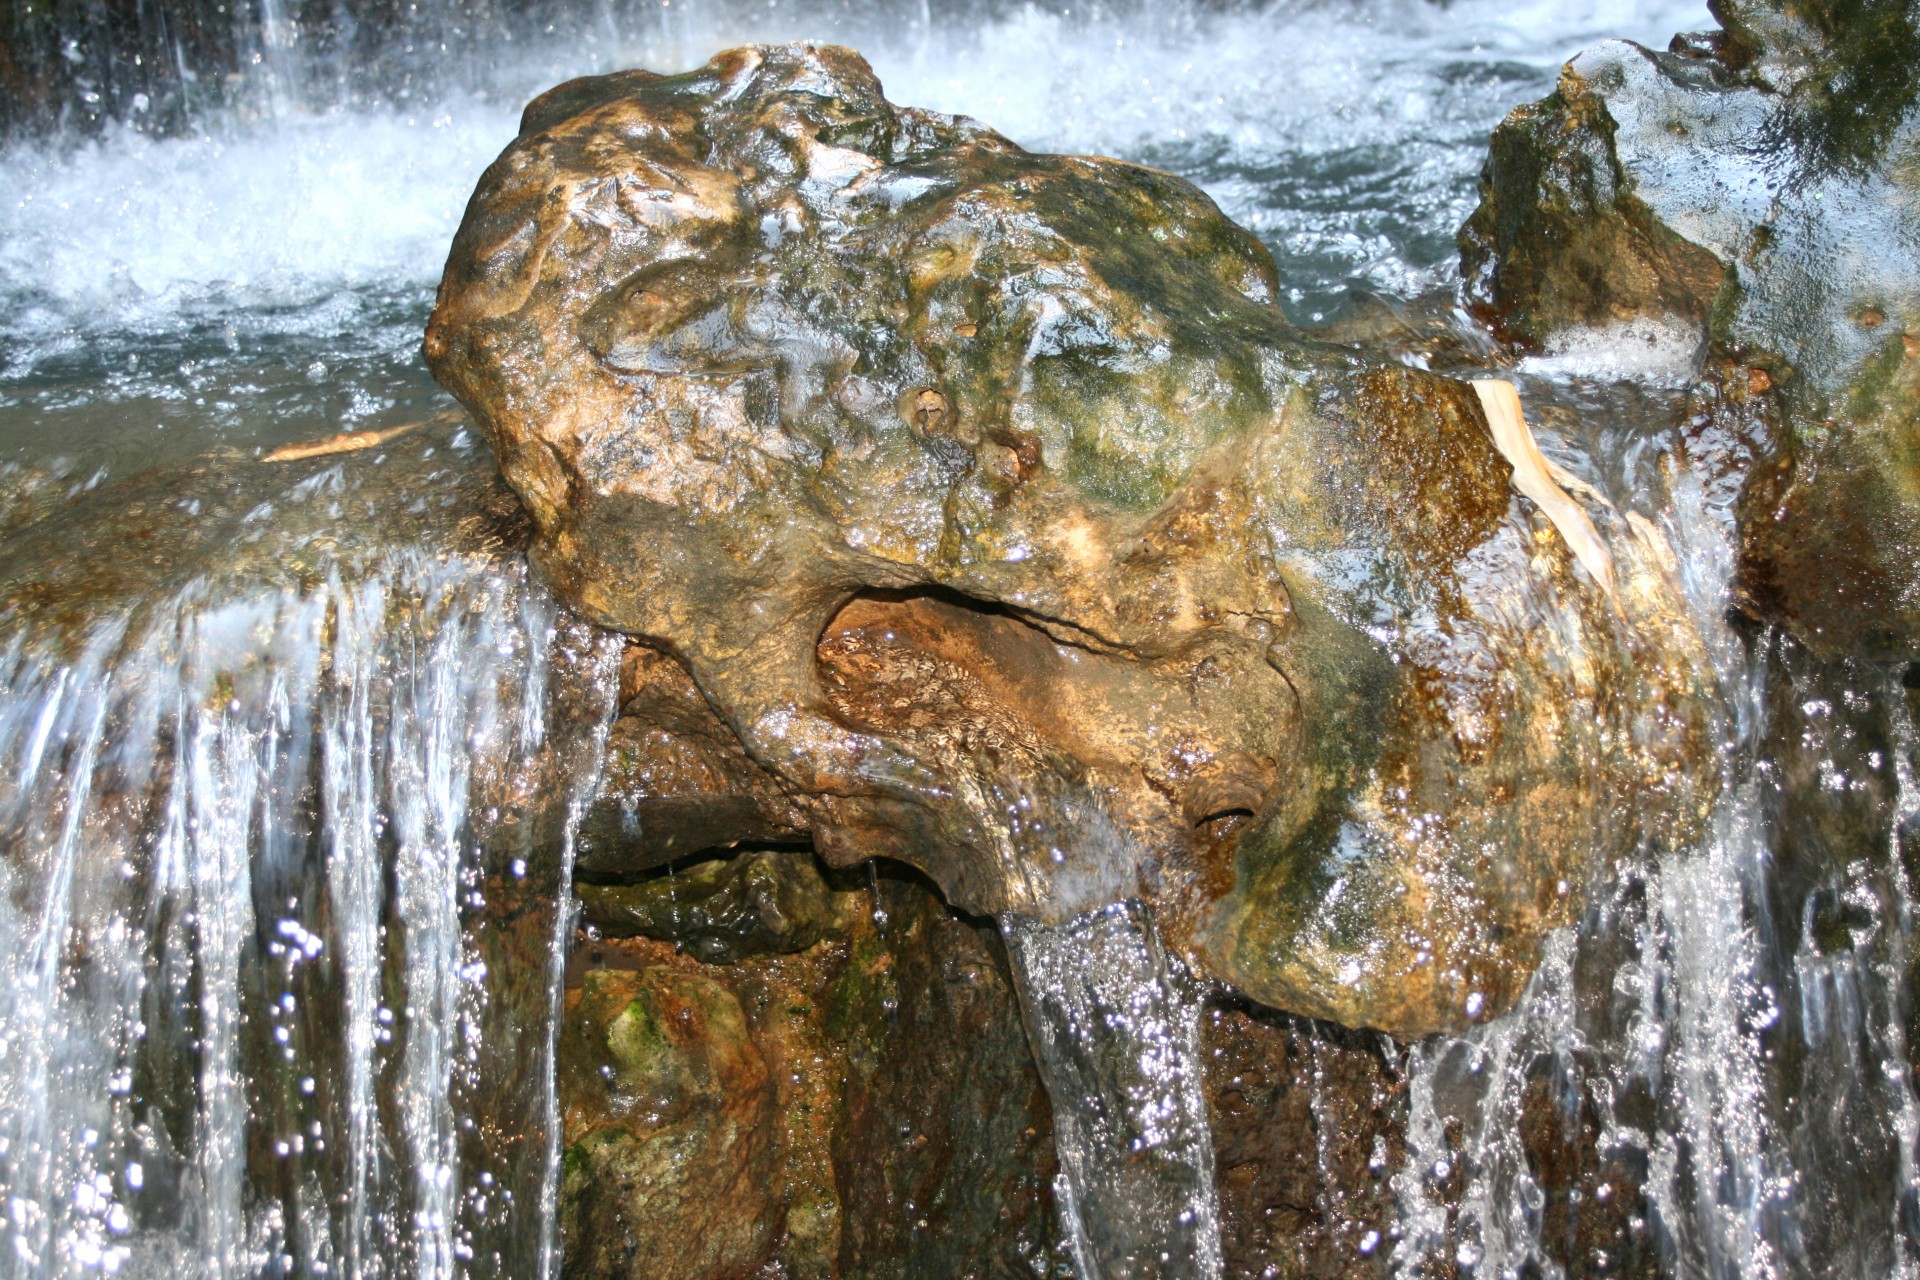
<box><xmin>1462</xmin><ymin>2</ymin><xmax>1920</xmax><ymax>659</ymax></box>
<box><xmin>430</xmin><ymin>44</ymin><xmax>1716</xmax><ymax>1037</ymax></box>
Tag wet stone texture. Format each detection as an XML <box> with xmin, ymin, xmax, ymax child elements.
<box><xmin>1201</xmin><ymin>1003</ymin><xmax>1403</xmax><ymax>1280</ymax></box>
<box><xmin>560</xmin><ymin>850</ymin><xmax>1469</xmax><ymax>1280</ymax></box>
<box><xmin>1462</xmin><ymin>0</ymin><xmax>1920</xmax><ymax>660</ymax></box>
<box><xmin>431</xmin><ymin>42</ymin><xmax>1719</xmax><ymax>1041</ymax></box>
<box><xmin>560</xmin><ymin>857</ymin><xmax>1071</xmax><ymax>1280</ymax></box>
<box><xmin>560</xmin><ymin>842</ymin><xmax>1686</xmax><ymax>1280</ymax></box>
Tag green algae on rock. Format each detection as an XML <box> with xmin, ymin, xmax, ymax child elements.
<box><xmin>431</xmin><ymin>44</ymin><xmax>1716</xmax><ymax>1037</ymax></box>
<box><xmin>1461</xmin><ymin>5</ymin><xmax>1920</xmax><ymax>660</ymax></box>
<box><xmin>560</xmin><ymin>863</ymin><xmax>1071</xmax><ymax>1279</ymax></box>
<box><xmin>561</xmin><ymin>966</ymin><xmax>781</xmax><ymax>1280</ymax></box>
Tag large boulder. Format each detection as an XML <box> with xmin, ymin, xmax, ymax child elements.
<box><xmin>429</xmin><ymin>44</ymin><xmax>1715</xmax><ymax>1036</ymax></box>
<box><xmin>1461</xmin><ymin>0</ymin><xmax>1920</xmax><ymax>660</ymax></box>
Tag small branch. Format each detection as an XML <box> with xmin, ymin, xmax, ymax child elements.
<box><xmin>262</xmin><ymin>408</ymin><xmax>466</xmax><ymax>463</ymax></box>
<box><xmin>1471</xmin><ymin>379</ymin><xmax>1617</xmax><ymax>601</ymax></box>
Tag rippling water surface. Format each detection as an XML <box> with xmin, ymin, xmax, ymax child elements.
<box><xmin>0</xmin><ymin>0</ymin><xmax>1708</xmax><ymax>482</ymax></box>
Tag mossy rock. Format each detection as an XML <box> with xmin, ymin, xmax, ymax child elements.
<box><xmin>578</xmin><ymin>848</ymin><xmax>839</xmax><ymax>963</ymax></box>
<box><xmin>433</xmin><ymin>44</ymin><xmax>1716</xmax><ymax>1036</ymax></box>
<box><xmin>1461</xmin><ymin>11</ymin><xmax>1920</xmax><ymax>659</ymax></box>
<box><xmin>559</xmin><ymin>967</ymin><xmax>779</xmax><ymax>1280</ymax></box>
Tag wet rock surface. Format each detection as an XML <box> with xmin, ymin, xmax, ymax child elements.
<box><xmin>578</xmin><ymin>848</ymin><xmax>837</xmax><ymax>963</ymax></box>
<box><xmin>561</xmin><ymin>964</ymin><xmax>782</xmax><ymax>1280</ymax></box>
<box><xmin>0</xmin><ymin>416</ymin><xmax>528</xmax><ymax>632</ymax></box>
<box><xmin>576</xmin><ymin>645</ymin><xmax>808</xmax><ymax>877</ymax></box>
<box><xmin>560</xmin><ymin>845</ymin><xmax>1695</xmax><ymax>1280</ymax></box>
<box><xmin>560</xmin><ymin>860</ymin><xmax>1072</xmax><ymax>1279</ymax></box>
<box><xmin>559</xmin><ymin>852</ymin><xmax>1519</xmax><ymax>1280</ymax></box>
<box><xmin>431</xmin><ymin>43</ymin><xmax>1717</xmax><ymax>1038</ymax></box>
<box><xmin>1463</xmin><ymin>0</ymin><xmax>1920</xmax><ymax>659</ymax></box>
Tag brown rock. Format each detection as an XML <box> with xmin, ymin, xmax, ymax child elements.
<box><xmin>1459</xmin><ymin>15</ymin><xmax>1920</xmax><ymax>660</ymax></box>
<box><xmin>431</xmin><ymin>44</ymin><xmax>1715</xmax><ymax>1035</ymax></box>
<box><xmin>559</xmin><ymin>967</ymin><xmax>781</xmax><ymax>1280</ymax></box>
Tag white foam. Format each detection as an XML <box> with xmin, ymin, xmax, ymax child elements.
<box><xmin>874</xmin><ymin>0</ymin><xmax>1710</xmax><ymax>163</ymax></box>
<box><xmin>1518</xmin><ymin>316</ymin><xmax>1707</xmax><ymax>385</ymax></box>
<box><xmin>0</xmin><ymin>100</ymin><xmax>518</xmax><ymax>338</ymax></box>
<box><xmin>0</xmin><ymin>0</ymin><xmax>1713</xmax><ymax>348</ymax></box>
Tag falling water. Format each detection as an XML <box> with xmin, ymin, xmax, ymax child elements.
<box><xmin>0</xmin><ymin>543</ymin><xmax>619</xmax><ymax>1279</ymax></box>
<box><xmin>13</xmin><ymin>0</ymin><xmax>1920</xmax><ymax>1277</ymax></box>
<box><xmin>1386</xmin><ymin>442</ymin><xmax>1920</xmax><ymax>1279</ymax></box>
<box><xmin>1003</xmin><ymin>901</ymin><xmax>1225</xmax><ymax>1280</ymax></box>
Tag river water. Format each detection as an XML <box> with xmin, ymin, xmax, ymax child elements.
<box><xmin>6</xmin><ymin>1</ymin><xmax>1919</xmax><ymax>1277</ymax></box>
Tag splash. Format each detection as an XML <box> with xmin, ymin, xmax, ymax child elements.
<box><xmin>0</xmin><ymin>552</ymin><xmax>618</xmax><ymax>1279</ymax></box>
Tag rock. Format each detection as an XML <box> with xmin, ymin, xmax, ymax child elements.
<box><xmin>560</xmin><ymin>860</ymin><xmax>1070</xmax><ymax>1279</ymax></box>
<box><xmin>559</xmin><ymin>967</ymin><xmax>781</xmax><ymax>1280</ymax></box>
<box><xmin>827</xmin><ymin>872</ymin><xmax>1064</xmax><ymax>1278</ymax></box>
<box><xmin>0</xmin><ymin>417</ymin><xmax>527</xmax><ymax>635</ymax></box>
<box><xmin>579</xmin><ymin>848</ymin><xmax>838</xmax><ymax>963</ymax></box>
<box><xmin>1201</xmin><ymin>1003</ymin><xmax>1403</xmax><ymax>1279</ymax></box>
<box><xmin>574</xmin><ymin>644</ymin><xmax>808</xmax><ymax>878</ymax></box>
<box><xmin>431</xmin><ymin>44</ymin><xmax>1716</xmax><ymax>1036</ymax></box>
<box><xmin>1461</xmin><ymin>5</ymin><xmax>1920</xmax><ymax>659</ymax></box>
<box><xmin>568</xmin><ymin>849</ymin><xmax>1696</xmax><ymax>1278</ymax></box>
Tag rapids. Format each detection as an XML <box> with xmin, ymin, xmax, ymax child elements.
<box><xmin>5</xmin><ymin>2</ymin><xmax>1918</xmax><ymax>1279</ymax></box>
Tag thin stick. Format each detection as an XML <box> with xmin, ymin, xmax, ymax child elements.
<box><xmin>262</xmin><ymin>408</ymin><xmax>465</xmax><ymax>463</ymax></box>
<box><xmin>1471</xmin><ymin>379</ymin><xmax>1617</xmax><ymax>601</ymax></box>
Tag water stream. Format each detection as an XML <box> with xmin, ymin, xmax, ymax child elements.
<box><xmin>0</xmin><ymin>541</ymin><xmax>619</xmax><ymax>1278</ymax></box>
<box><xmin>1384</xmin><ymin>434</ymin><xmax>1920</xmax><ymax>1279</ymax></box>
<box><xmin>1004</xmin><ymin>902</ymin><xmax>1225</xmax><ymax>1280</ymax></box>
<box><xmin>6</xmin><ymin>1</ymin><xmax>1919</xmax><ymax>1278</ymax></box>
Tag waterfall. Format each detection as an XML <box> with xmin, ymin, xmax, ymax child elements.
<box><xmin>0</xmin><ymin>551</ymin><xmax>619</xmax><ymax>1280</ymax></box>
<box><xmin>1002</xmin><ymin>901</ymin><xmax>1226</xmax><ymax>1280</ymax></box>
<box><xmin>1387</xmin><ymin>464</ymin><xmax>1920</xmax><ymax>1280</ymax></box>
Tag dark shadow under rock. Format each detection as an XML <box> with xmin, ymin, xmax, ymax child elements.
<box><xmin>559</xmin><ymin>858</ymin><xmax>1073</xmax><ymax>1280</ymax></box>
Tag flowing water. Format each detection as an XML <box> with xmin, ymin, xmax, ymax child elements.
<box><xmin>0</xmin><ymin>441</ymin><xmax>622</xmax><ymax>1278</ymax></box>
<box><xmin>10</xmin><ymin>0</ymin><xmax>1920</xmax><ymax>1278</ymax></box>
<box><xmin>1004</xmin><ymin>902</ymin><xmax>1224</xmax><ymax>1280</ymax></box>
<box><xmin>1383</xmin><ymin>414</ymin><xmax>1920</xmax><ymax>1278</ymax></box>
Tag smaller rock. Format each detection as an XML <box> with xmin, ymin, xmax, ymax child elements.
<box><xmin>578</xmin><ymin>848</ymin><xmax>838</xmax><ymax>964</ymax></box>
<box><xmin>560</xmin><ymin>967</ymin><xmax>780</xmax><ymax>1280</ymax></box>
<box><xmin>574</xmin><ymin>645</ymin><xmax>807</xmax><ymax>878</ymax></box>
<box><xmin>1459</xmin><ymin>13</ymin><xmax>1920</xmax><ymax>659</ymax></box>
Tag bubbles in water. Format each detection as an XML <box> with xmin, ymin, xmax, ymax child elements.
<box><xmin>1003</xmin><ymin>900</ymin><xmax>1224</xmax><ymax>1280</ymax></box>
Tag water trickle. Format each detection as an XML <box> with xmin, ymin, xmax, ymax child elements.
<box><xmin>1386</xmin><ymin>449</ymin><xmax>1920</xmax><ymax>1280</ymax></box>
<box><xmin>0</xmin><ymin>551</ymin><xmax>619</xmax><ymax>1279</ymax></box>
<box><xmin>1001</xmin><ymin>900</ymin><xmax>1225</xmax><ymax>1280</ymax></box>
<box><xmin>866</xmin><ymin>860</ymin><xmax>889</xmax><ymax>932</ymax></box>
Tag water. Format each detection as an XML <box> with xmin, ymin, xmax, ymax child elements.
<box><xmin>0</xmin><ymin>439</ymin><xmax>621</xmax><ymax>1277</ymax></box>
<box><xmin>1385</xmin><ymin>459</ymin><xmax>1920</xmax><ymax>1278</ymax></box>
<box><xmin>0</xmin><ymin>0</ymin><xmax>1712</xmax><ymax>501</ymax></box>
<box><xmin>1005</xmin><ymin>902</ymin><xmax>1225</xmax><ymax>1280</ymax></box>
<box><xmin>16</xmin><ymin>1</ymin><xmax>1920</xmax><ymax>1278</ymax></box>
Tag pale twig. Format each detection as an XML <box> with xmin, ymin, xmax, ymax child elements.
<box><xmin>1471</xmin><ymin>379</ymin><xmax>1617</xmax><ymax>601</ymax></box>
<box><xmin>262</xmin><ymin>408</ymin><xmax>465</xmax><ymax>463</ymax></box>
